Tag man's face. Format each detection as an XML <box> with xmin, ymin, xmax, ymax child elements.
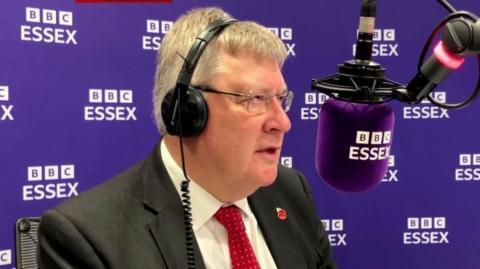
<box><xmin>194</xmin><ymin>50</ymin><xmax>291</xmax><ymax>201</ymax></box>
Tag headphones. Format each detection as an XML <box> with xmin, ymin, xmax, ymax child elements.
<box><xmin>161</xmin><ymin>18</ymin><xmax>237</xmax><ymax>137</ymax></box>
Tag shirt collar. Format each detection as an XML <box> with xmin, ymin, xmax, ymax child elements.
<box><xmin>160</xmin><ymin>139</ymin><xmax>251</xmax><ymax>230</ymax></box>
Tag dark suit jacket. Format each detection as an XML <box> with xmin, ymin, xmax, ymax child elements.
<box><xmin>38</xmin><ymin>144</ymin><xmax>337</xmax><ymax>269</ymax></box>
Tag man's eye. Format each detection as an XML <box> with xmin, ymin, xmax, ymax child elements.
<box><xmin>238</xmin><ymin>97</ymin><xmax>251</xmax><ymax>104</ymax></box>
<box><xmin>251</xmin><ymin>95</ymin><xmax>265</xmax><ymax>102</ymax></box>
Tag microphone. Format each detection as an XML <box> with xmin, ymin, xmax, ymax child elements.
<box><xmin>312</xmin><ymin>0</ymin><xmax>397</xmax><ymax>193</ymax></box>
<box><xmin>311</xmin><ymin>0</ymin><xmax>480</xmax><ymax>192</ymax></box>
<box><xmin>315</xmin><ymin>98</ymin><xmax>394</xmax><ymax>193</ymax></box>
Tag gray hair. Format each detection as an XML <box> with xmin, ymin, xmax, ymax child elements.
<box><xmin>152</xmin><ymin>7</ymin><xmax>288</xmax><ymax>134</ymax></box>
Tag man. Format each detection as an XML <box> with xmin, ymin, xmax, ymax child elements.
<box><xmin>38</xmin><ymin>7</ymin><xmax>337</xmax><ymax>269</ymax></box>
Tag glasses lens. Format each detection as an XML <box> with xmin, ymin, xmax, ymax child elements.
<box><xmin>246</xmin><ymin>95</ymin><xmax>265</xmax><ymax>113</ymax></box>
<box><xmin>281</xmin><ymin>91</ymin><xmax>293</xmax><ymax>112</ymax></box>
<box><xmin>245</xmin><ymin>90</ymin><xmax>294</xmax><ymax>113</ymax></box>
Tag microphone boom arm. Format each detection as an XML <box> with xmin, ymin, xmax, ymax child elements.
<box><xmin>312</xmin><ymin>0</ymin><xmax>480</xmax><ymax>109</ymax></box>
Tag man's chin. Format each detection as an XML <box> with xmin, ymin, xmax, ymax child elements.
<box><xmin>257</xmin><ymin>167</ymin><xmax>278</xmax><ymax>187</ymax></box>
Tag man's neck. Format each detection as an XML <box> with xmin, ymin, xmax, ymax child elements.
<box><xmin>163</xmin><ymin>135</ymin><xmax>254</xmax><ymax>203</ymax></box>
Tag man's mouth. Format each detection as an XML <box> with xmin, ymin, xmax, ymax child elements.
<box><xmin>257</xmin><ymin>147</ymin><xmax>280</xmax><ymax>155</ymax></box>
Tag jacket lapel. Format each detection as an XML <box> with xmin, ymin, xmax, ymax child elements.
<box><xmin>249</xmin><ymin>188</ymin><xmax>308</xmax><ymax>269</ymax></box>
<box><xmin>142</xmin><ymin>143</ymin><xmax>206</xmax><ymax>269</ymax></box>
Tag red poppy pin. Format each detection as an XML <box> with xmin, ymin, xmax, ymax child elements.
<box><xmin>276</xmin><ymin>207</ymin><xmax>287</xmax><ymax>220</ymax></box>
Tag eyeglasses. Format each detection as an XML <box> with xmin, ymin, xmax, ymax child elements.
<box><xmin>196</xmin><ymin>86</ymin><xmax>294</xmax><ymax>114</ymax></box>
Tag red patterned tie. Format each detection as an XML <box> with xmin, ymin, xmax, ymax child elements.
<box><xmin>214</xmin><ymin>205</ymin><xmax>261</xmax><ymax>269</ymax></box>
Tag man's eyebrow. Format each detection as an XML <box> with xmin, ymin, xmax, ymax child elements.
<box><xmin>232</xmin><ymin>83</ymin><xmax>288</xmax><ymax>93</ymax></box>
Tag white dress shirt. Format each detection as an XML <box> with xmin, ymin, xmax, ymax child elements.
<box><xmin>160</xmin><ymin>140</ymin><xmax>277</xmax><ymax>269</ymax></box>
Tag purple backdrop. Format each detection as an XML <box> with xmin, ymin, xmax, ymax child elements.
<box><xmin>1</xmin><ymin>0</ymin><xmax>480</xmax><ymax>268</ymax></box>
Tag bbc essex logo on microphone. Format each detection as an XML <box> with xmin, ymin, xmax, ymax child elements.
<box><xmin>349</xmin><ymin>131</ymin><xmax>391</xmax><ymax>161</ymax></box>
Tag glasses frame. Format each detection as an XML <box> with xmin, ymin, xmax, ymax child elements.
<box><xmin>195</xmin><ymin>86</ymin><xmax>294</xmax><ymax>113</ymax></box>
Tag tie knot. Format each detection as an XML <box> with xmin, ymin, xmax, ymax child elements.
<box><xmin>214</xmin><ymin>205</ymin><xmax>243</xmax><ymax>232</ymax></box>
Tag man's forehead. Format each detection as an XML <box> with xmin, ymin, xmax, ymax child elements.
<box><xmin>210</xmin><ymin>50</ymin><xmax>287</xmax><ymax>91</ymax></box>
<box><xmin>228</xmin><ymin>81</ymin><xmax>287</xmax><ymax>93</ymax></box>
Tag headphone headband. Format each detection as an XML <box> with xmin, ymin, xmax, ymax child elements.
<box><xmin>177</xmin><ymin>18</ymin><xmax>238</xmax><ymax>86</ymax></box>
<box><xmin>162</xmin><ymin>17</ymin><xmax>238</xmax><ymax>137</ymax></box>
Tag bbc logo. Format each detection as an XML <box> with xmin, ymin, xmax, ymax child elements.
<box><xmin>89</xmin><ymin>89</ymin><xmax>133</xmax><ymax>104</ymax></box>
<box><xmin>0</xmin><ymin>249</ymin><xmax>11</xmax><ymax>266</ymax></box>
<box><xmin>26</xmin><ymin>7</ymin><xmax>73</xmax><ymax>26</ymax></box>
<box><xmin>356</xmin><ymin>29</ymin><xmax>395</xmax><ymax>41</ymax></box>
<box><xmin>146</xmin><ymin>20</ymin><xmax>173</xmax><ymax>34</ymax></box>
<box><xmin>268</xmin><ymin>27</ymin><xmax>292</xmax><ymax>41</ymax></box>
<box><xmin>459</xmin><ymin>154</ymin><xmax>480</xmax><ymax>166</ymax></box>
<box><xmin>407</xmin><ymin>217</ymin><xmax>446</xmax><ymax>229</ymax></box>
<box><xmin>373</xmin><ymin>29</ymin><xmax>395</xmax><ymax>41</ymax></box>
<box><xmin>321</xmin><ymin>219</ymin><xmax>344</xmax><ymax>232</ymax></box>
<box><xmin>304</xmin><ymin>92</ymin><xmax>329</xmax><ymax>105</ymax></box>
<box><xmin>421</xmin><ymin>91</ymin><xmax>446</xmax><ymax>104</ymax></box>
<box><xmin>0</xmin><ymin>86</ymin><xmax>9</xmax><ymax>101</ymax></box>
<box><xmin>355</xmin><ymin>131</ymin><xmax>391</xmax><ymax>145</ymax></box>
<box><xmin>28</xmin><ymin>165</ymin><xmax>75</xmax><ymax>181</ymax></box>
<box><xmin>280</xmin><ymin>157</ymin><xmax>292</xmax><ymax>168</ymax></box>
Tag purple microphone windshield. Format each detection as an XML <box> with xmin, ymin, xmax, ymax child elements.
<box><xmin>316</xmin><ymin>98</ymin><xmax>395</xmax><ymax>193</ymax></box>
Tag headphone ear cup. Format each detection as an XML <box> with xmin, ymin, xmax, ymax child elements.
<box><xmin>161</xmin><ymin>89</ymin><xmax>178</xmax><ymax>135</ymax></box>
<box><xmin>160</xmin><ymin>87</ymin><xmax>208</xmax><ymax>137</ymax></box>
<box><xmin>180</xmin><ymin>87</ymin><xmax>208</xmax><ymax>137</ymax></box>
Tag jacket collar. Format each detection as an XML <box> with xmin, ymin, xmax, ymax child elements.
<box><xmin>142</xmin><ymin>142</ymin><xmax>206</xmax><ymax>269</ymax></box>
<box><xmin>249</xmin><ymin>186</ymin><xmax>308</xmax><ymax>269</ymax></box>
